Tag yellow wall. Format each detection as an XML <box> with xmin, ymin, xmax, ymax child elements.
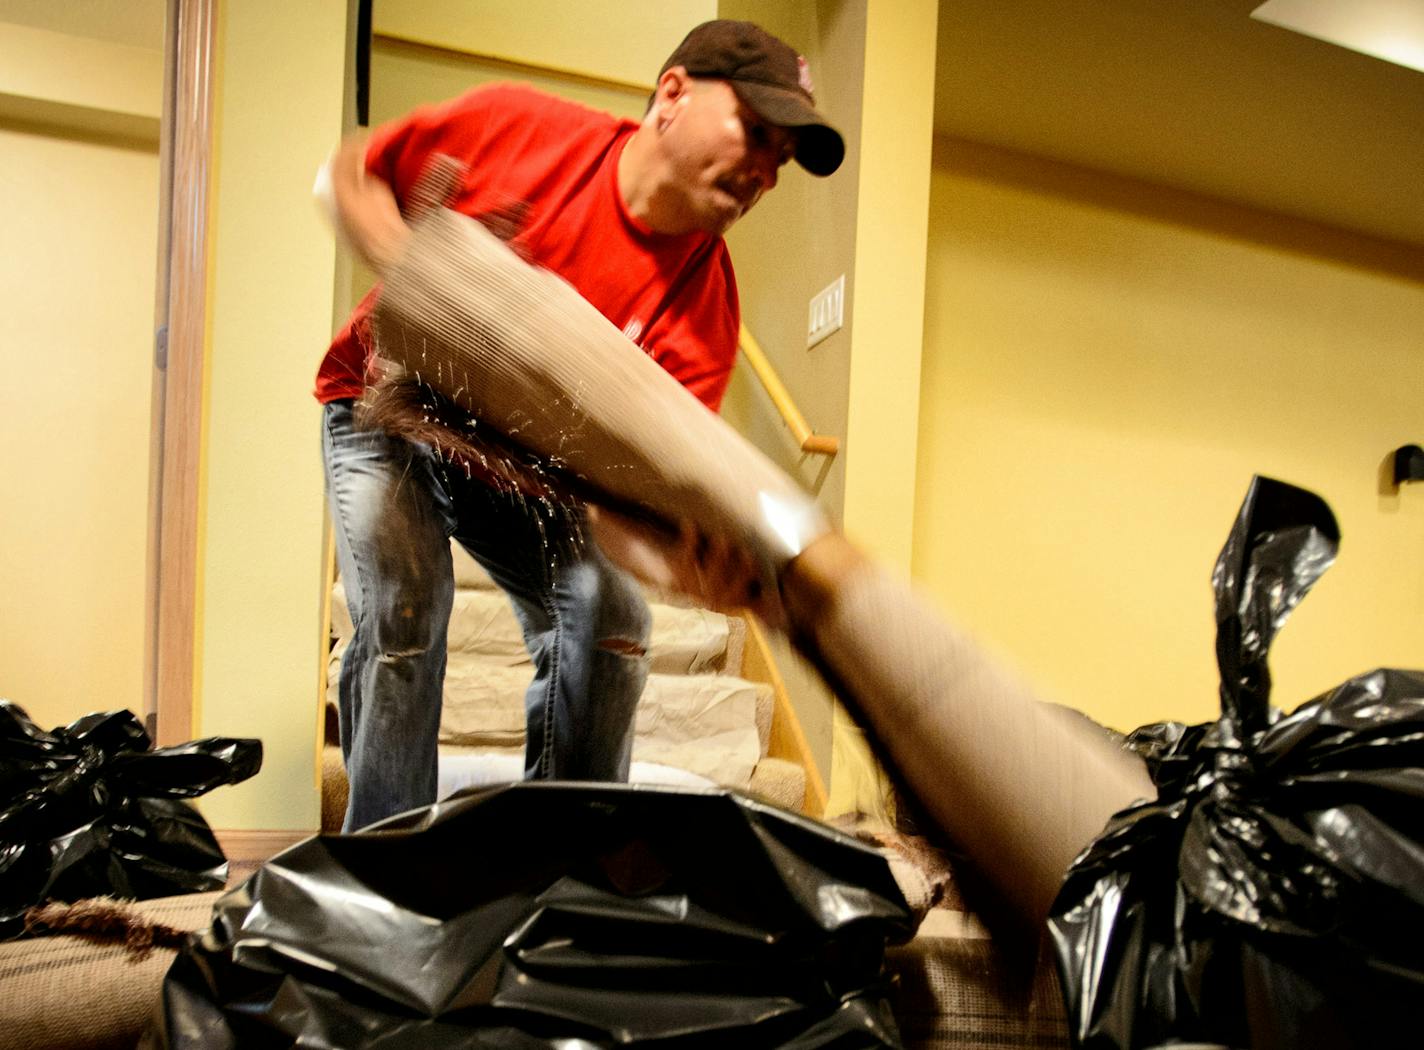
<box><xmin>0</xmin><ymin>26</ymin><xmax>160</xmax><ymax>732</ymax></box>
<box><xmin>826</xmin><ymin>0</ymin><xmax>938</xmax><ymax>817</ymax></box>
<box><xmin>372</xmin><ymin>37</ymin><xmax>648</xmax><ymax>124</ymax></box>
<box><xmin>718</xmin><ymin>0</ymin><xmax>940</xmax><ymax>816</ymax></box>
<box><xmin>194</xmin><ymin>0</ymin><xmax>347</xmax><ymax>831</ymax></box>
<box><xmin>841</xmin><ymin>0</ymin><xmax>937</xmax><ymax>570</ymax></box>
<box><xmin>916</xmin><ymin>135</ymin><xmax>1424</xmax><ymax>732</ymax></box>
<box><xmin>375</xmin><ymin>0</ymin><xmax>715</xmax><ymax>88</ymax></box>
<box><xmin>720</xmin><ymin>0</ymin><xmax>862</xmax><ymax>532</ymax></box>
<box><xmin>716</xmin><ymin>0</ymin><xmax>873</xmax><ymax>794</ymax></box>
<box><xmin>0</xmin><ymin>20</ymin><xmax>161</xmax><ymax>127</ymax></box>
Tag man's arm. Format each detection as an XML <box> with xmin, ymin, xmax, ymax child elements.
<box><xmin>322</xmin><ymin>130</ymin><xmax>769</xmax><ymax>619</ymax></box>
<box><xmin>314</xmin><ymin>133</ymin><xmax>410</xmax><ymax>276</ymax></box>
<box><xmin>586</xmin><ymin>505</ymin><xmax>783</xmax><ymax>627</ymax></box>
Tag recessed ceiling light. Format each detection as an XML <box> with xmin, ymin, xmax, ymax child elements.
<box><xmin>1252</xmin><ymin>0</ymin><xmax>1424</xmax><ymax>75</ymax></box>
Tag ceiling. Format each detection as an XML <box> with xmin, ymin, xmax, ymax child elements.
<box><xmin>934</xmin><ymin>0</ymin><xmax>1424</xmax><ymax>249</ymax></box>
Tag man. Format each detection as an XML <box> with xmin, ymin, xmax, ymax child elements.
<box><xmin>319</xmin><ymin>20</ymin><xmax>844</xmax><ymax>831</ymax></box>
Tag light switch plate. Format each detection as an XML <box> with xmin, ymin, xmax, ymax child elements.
<box><xmin>807</xmin><ymin>274</ymin><xmax>844</xmax><ymax>348</ymax></box>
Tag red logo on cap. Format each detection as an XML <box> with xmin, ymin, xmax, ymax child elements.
<box><xmin>797</xmin><ymin>55</ymin><xmax>814</xmax><ymax>96</ymax></box>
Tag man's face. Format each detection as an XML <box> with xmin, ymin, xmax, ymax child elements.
<box><xmin>659</xmin><ymin>76</ymin><xmax>795</xmax><ymax>235</ymax></box>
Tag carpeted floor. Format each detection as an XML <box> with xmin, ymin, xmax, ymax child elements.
<box><xmin>225</xmin><ymin>859</ymin><xmax>262</xmax><ymax>887</ymax></box>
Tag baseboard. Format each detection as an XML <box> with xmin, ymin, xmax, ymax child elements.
<box><xmin>213</xmin><ymin>828</ymin><xmax>312</xmax><ymax>865</ymax></box>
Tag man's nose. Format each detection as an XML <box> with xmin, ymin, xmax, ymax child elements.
<box><xmin>751</xmin><ymin>151</ymin><xmax>780</xmax><ymax>192</ymax></box>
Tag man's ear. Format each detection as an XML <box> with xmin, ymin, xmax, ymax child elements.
<box><xmin>654</xmin><ymin>67</ymin><xmax>691</xmax><ymax>130</ymax></box>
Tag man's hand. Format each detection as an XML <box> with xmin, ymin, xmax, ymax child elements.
<box><xmin>315</xmin><ymin>134</ymin><xmax>410</xmax><ymax>275</ymax></box>
<box><xmin>587</xmin><ymin>505</ymin><xmax>784</xmax><ymax>627</ymax></box>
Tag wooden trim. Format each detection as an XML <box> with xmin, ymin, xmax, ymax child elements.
<box><xmin>738</xmin><ymin>325</ymin><xmax>840</xmax><ymax>458</ymax></box>
<box><xmin>214</xmin><ymin>828</ymin><xmax>313</xmax><ymax>866</ymax></box>
<box><xmin>740</xmin><ymin>616</ymin><xmax>829</xmax><ymax>818</ymax></box>
<box><xmin>149</xmin><ymin>0</ymin><xmax>216</xmax><ymax>746</ymax></box>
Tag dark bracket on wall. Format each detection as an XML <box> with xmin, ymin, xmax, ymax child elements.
<box><xmin>1393</xmin><ymin>445</ymin><xmax>1424</xmax><ymax>486</ymax></box>
<box><xmin>356</xmin><ymin>0</ymin><xmax>372</xmax><ymax>127</ymax></box>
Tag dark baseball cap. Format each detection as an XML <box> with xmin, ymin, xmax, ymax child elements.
<box><xmin>659</xmin><ymin>20</ymin><xmax>845</xmax><ymax>177</ymax></box>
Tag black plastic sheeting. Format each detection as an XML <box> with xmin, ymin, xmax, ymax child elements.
<box><xmin>0</xmin><ymin>701</ymin><xmax>262</xmax><ymax>938</ymax></box>
<box><xmin>1049</xmin><ymin>476</ymin><xmax>1424</xmax><ymax>1049</ymax></box>
<box><xmin>146</xmin><ymin>783</ymin><xmax>915</xmax><ymax>1049</ymax></box>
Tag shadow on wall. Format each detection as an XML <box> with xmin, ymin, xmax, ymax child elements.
<box><xmin>934</xmin><ymin>133</ymin><xmax>1424</xmax><ymax>286</ymax></box>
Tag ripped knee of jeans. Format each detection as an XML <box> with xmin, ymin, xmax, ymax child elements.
<box><xmin>596</xmin><ymin>635</ymin><xmax>647</xmax><ymax>658</ymax></box>
<box><xmin>377</xmin><ymin>645</ymin><xmax>432</xmax><ymax>663</ymax></box>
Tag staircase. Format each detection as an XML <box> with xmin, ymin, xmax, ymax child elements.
<box><xmin>321</xmin><ymin>542</ymin><xmax>817</xmax><ymax>832</ymax></box>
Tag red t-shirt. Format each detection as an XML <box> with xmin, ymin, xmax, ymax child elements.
<box><xmin>315</xmin><ymin>83</ymin><xmax>740</xmax><ymax>411</ymax></box>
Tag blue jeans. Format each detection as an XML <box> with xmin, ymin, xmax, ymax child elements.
<box><xmin>322</xmin><ymin>400</ymin><xmax>650</xmax><ymax>831</ymax></box>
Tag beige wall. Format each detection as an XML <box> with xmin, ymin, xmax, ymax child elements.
<box><xmin>916</xmin><ymin>135</ymin><xmax>1424</xmax><ymax>733</ymax></box>
<box><xmin>717</xmin><ymin>1</ymin><xmax>939</xmax><ymax>813</ymax></box>
<box><xmin>0</xmin><ymin>20</ymin><xmax>161</xmax><ymax>125</ymax></box>
<box><xmin>371</xmin><ymin>37</ymin><xmax>649</xmax><ymax>123</ymax></box>
<box><xmin>841</xmin><ymin>0</ymin><xmax>937</xmax><ymax>570</ymax></box>
<box><xmin>193</xmin><ymin>0</ymin><xmax>348</xmax><ymax>831</ymax></box>
<box><xmin>0</xmin><ymin>2</ymin><xmax>344</xmax><ymax>831</ymax></box>
<box><xmin>717</xmin><ymin>0</ymin><xmax>869</xmax><ymax>796</ymax></box>
<box><xmin>719</xmin><ymin>0</ymin><xmax>861</xmax><ymax>522</ymax></box>
<box><xmin>375</xmin><ymin>0</ymin><xmax>714</xmax><ymax>88</ymax></box>
<box><xmin>830</xmin><ymin>0</ymin><xmax>937</xmax><ymax>815</ymax></box>
<box><xmin>0</xmin><ymin>25</ymin><xmax>160</xmax><ymax>732</ymax></box>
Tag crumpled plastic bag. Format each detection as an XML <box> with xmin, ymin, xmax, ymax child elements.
<box><xmin>0</xmin><ymin>701</ymin><xmax>262</xmax><ymax>938</ymax></box>
<box><xmin>146</xmin><ymin>782</ymin><xmax>914</xmax><ymax>1049</ymax></box>
<box><xmin>1048</xmin><ymin>476</ymin><xmax>1424</xmax><ymax>1049</ymax></box>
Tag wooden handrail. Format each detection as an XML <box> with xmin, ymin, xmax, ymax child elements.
<box><xmin>738</xmin><ymin>324</ymin><xmax>840</xmax><ymax>457</ymax></box>
<box><xmin>740</xmin><ymin>615</ymin><xmax>829</xmax><ymax>817</ymax></box>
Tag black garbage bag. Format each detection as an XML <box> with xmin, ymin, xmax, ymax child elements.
<box><xmin>0</xmin><ymin>700</ymin><xmax>262</xmax><ymax>938</ymax></box>
<box><xmin>146</xmin><ymin>782</ymin><xmax>915</xmax><ymax>1049</ymax></box>
<box><xmin>1048</xmin><ymin>476</ymin><xmax>1424</xmax><ymax>1049</ymax></box>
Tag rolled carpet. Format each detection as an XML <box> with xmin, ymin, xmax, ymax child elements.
<box><xmin>369</xmin><ymin>208</ymin><xmax>1155</xmax><ymax>927</ymax></box>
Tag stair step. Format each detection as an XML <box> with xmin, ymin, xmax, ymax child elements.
<box><xmin>331</xmin><ymin>581</ymin><xmax>743</xmax><ymax>675</ymax></box>
<box><xmin>324</xmin><ymin>542</ymin><xmax>788</xmax><ymax>799</ymax></box>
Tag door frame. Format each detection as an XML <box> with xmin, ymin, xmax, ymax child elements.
<box><xmin>144</xmin><ymin>0</ymin><xmax>215</xmax><ymax>745</ymax></box>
